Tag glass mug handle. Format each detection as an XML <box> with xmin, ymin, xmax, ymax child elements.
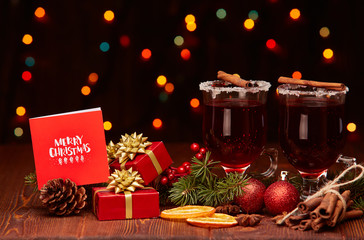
<box><xmin>336</xmin><ymin>155</ymin><xmax>356</xmax><ymax>167</ymax></box>
<box><xmin>260</xmin><ymin>148</ymin><xmax>279</xmax><ymax>177</ymax></box>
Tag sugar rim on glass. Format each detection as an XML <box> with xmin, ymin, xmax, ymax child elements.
<box><xmin>199</xmin><ymin>80</ymin><xmax>271</xmax><ymax>98</ymax></box>
<box><xmin>277</xmin><ymin>84</ymin><xmax>349</xmax><ymax>97</ymax></box>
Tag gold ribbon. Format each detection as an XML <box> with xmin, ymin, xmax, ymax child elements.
<box><xmin>146</xmin><ymin>149</ymin><xmax>162</xmax><ymax>174</ymax></box>
<box><xmin>124</xmin><ymin>191</ymin><xmax>133</xmax><ymax>219</ymax></box>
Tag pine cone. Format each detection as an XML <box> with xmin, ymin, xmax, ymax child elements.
<box><xmin>39</xmin><ymin>178</ymin><xmax>87</xmax><ymax>216</ymax></box>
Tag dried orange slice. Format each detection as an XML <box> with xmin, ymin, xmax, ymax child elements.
<box><xmin>186</xmin><ymin>213</ymin><xmax>238</xmax><ymax>228</ymax></box>
<box><xmin>160</xmin><ymin>205</ymin><xmax>215</xmax><ymax>220</ymax></box>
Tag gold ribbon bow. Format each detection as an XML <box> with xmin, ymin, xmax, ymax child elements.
<box><xmin>106</xmin><ymin>168</ymin><xmax>144</xmax><ymax>194</ymax></box>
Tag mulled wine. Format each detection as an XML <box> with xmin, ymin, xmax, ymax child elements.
<box><xmin>279</xmin><ymin>98</ymin><xmax>345</xmax><ymax>174</ymax></box>
<box><xmin>203</xmin><ymin>99</ymin><xmax>267</xmax><ymax>169</ymax></box>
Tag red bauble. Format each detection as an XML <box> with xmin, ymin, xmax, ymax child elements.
<box><xmin>190</xmin><ymin>143</ymin><xmax>200</xmax><ymax>152</ymax></box>
<box><xmin>264</xmin><ymin>181</ymin><xmax>300</xmax><ymax>216</ymax></box>
<box><xmin>235</xmin><ymin>178</ymin><xmax>266</xmax><ymax>213</ymax></box>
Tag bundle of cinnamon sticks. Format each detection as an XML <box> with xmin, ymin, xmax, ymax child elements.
<box><xmin>273</xmin><ymin>190</ymin><xmax>363</xmax><ymax>232</ymax></box>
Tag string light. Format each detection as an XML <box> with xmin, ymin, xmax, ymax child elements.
<box><xmin>16</xmin><ymin>106</ymin><xmax>26</xmax><ymax>116</ymax></box>
<box><xmin>292</xmin><ymin>71</ymin><xmax>302</xmax><ymax>79</ymax></box>
<box><xmin>25</xmin><ymin>57</ymin><xmax>35</xmax><ymax>67</ymax></box>
<box><xmin>243</xmin><ymin>19</ymin><xmax>254</xmax><ymax>30</ymax></box>
<box><xmin>190</xmin><ymin>98</ymin><xmax>200</xmax><ymax>108</ymax></box>
<box><xmin>216</xmin><ymin>8</ymin><xmax>227</xmax><ymax>20</ymax></box>
<box><xmin>185</xmin><ymin>14</ymin><xmax>195</xmax><ymax>24</ymax></box>
<box><xmin>99</xmin><ymin>42</ymin><xmax>110</xmax><ymax>52</ymax></box>
<box><xmin>174</xmin><ymin>36</ymin><xmax>184</xmax><ymax>46</ymax></box>
<box><xmin>141</xmin><ymin>48</ymin><xmax>152</xmax><ymax>60</ymax></box>
<box><xmin>88</xmin><ymin>73</ymin><xmax>98</xmax><ymax>85</ymax></box>
<box><xmin>156</xmin><ymin>75</ymin><xmax>167</xmax><ymax>87</ymax></box>
<box><xmin>248</xmin><ymin>10</ymin><xmax>259</xmax><ymax>21</ymax></box>
<box><xmin>22</xmin><ymin>71</ymin><xmax>32</xmax><ymax>81</ymax></box>
<box><xmin>290</xmin><ymin>8</ymin><xmax>301</xmax><ymax>20</ymax></box>
<box><xmin>181</xmin><ymin>49</ymin><xmax>191</xmax><ymax>60</ymax></box>
<box><xmin>347</xmin><ymin>123</ymin><xmax>356</xmax><ymax>132</ymax></box>
<box><xmin>165</xmin><ymin>83</ymin><xmax>174</xmax><ymax>93</ymax></box>
<box><xmin>323</xmin><ymin>48</ymin><xmax>334</xmax><ymax>59</ymax></box>
<box><xmin>22</xmin><ymin>34</ymin><xmax>33</xmax><ymax>45</ymax></box>
<box><xmin>153</xmin><ymin>118</ymin><xmax>163</xmax><ymax>129</ymax></box>
<box><xmin>266</xmin><ymin>39</ymin><xmax>276</xmax><ymax>49</ymax></box>
<box><xmin>186</xmin><ymin>22</ymin><xmax>197</xmax><ymax>32</ymax></box>
<box><xmin>14</xmin><ymin>127</ymin><xmax>23</xmax><ymax>137</ymax></box>
<box><xmin>159</xmin><ymin>92</ymin><xmax>168</xmax><ymax>102</ymax></box>
<box><xmin>120</xmin><ymin>35</ymin><xmax>130</xmax><ymax>47</ymax></box>
<box><xmin>81</xmin><ymin>86</ymin><xmax>91</xmax><ymax>96</ymax></box>
<box><xmin>34</xmin><ymin>7</ymin><xmax>46</xmax><ymax>19</ymax></box>
<box><xmin>103</xmin><ymin>121</ymin><xmax>112</xmax><ymax>131</ymax></box>
<box><xmin>104</xmin><ymin>10</ymin><xmax>115</xmax><ymax>22</ymax></box>
<box><xmin>320</xmin><ymin>27</ymin><xmax>330</xmax><ymax>38</ymax></box>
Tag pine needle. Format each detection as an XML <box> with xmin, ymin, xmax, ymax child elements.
<box><xmin>24</xmin><ymin>172</ymin><xmax>38</xmax><ymax>192</ymax></box>
<box><xmin>169</xmin><ymin>175</ymin><xmax>199</xmax><ymax>206</ymax></box>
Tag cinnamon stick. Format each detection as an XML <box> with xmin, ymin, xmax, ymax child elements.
<box><xmin>284</xmin><ymin>214</ymin><xmax>309</xmax><ymax>227</ymax></box>
<box><xmin>326</xmin><ymin>190</ymin><xmax>351</xmax><ymax>227</ymax></box>
<box><xmin>217</xmin><ymin>71</ymin><xmax>252</xmax><ymax>88</ymax></box>
<box><xmin>311</xmin><ymin>217</ymin><xmax>326</xmax><ymax>232</ymax></box>
<box><xmin>298</xmin><ymin>219</ymin><xmax>312</xmax><ymax>231</ymax></box>
<box><xmin>278</xmin><ymin>76</ymin><xmax>346</xmax><ymax>91</ymax></box>
<box><xmin>310</xmin><ymin>192</ymin><xmax>338</xmax><ymax>219</ymax></box>
<box><xmin>298</xmin><ymin>197</ymin><xmax>323</xmax><ymax>214</ymax></box>
<box><xmin>343</xmin><ymin>209</ymin><xmax>364</xmax><ymax>220</ymax></box>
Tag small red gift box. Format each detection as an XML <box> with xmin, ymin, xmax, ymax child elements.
<box><xmin>110</xmin><ymin>141</ymin><xmax>173</xmax><ymax>185</ymax></box>
<box><xmin>93</xmin><ymin>187</ymin><xmax>160</xmax><ymax>220</ymax></box>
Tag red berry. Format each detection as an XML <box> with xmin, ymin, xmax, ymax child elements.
<box><xmin>182</xmin><ymin>161</ymin><xmax>191</xmax><ymax>167</ymax></box>
<box><xmin>165</xmin><ymin>168</ymin><xmax>172</xmax><ymax>175</ymax></box>
<box><xmin>185</xmin><ymin>165</ymin><xmax>191</xmax><ymax>172</ymax></box>
<box><xmin>168</xmin><ymin>173</ymin><xmax>175</xmax><ymax>180</ymax></box>
<box><xmin>171</xmin><ymin>169</ymin><xmax>176</xmax><ymax>175</ymax></box>
<box><xmin>177</xmin><ymin>166</ymin><xmax>186</xmax><ymax>174</ymax></box>
<box><xmin>160</xmin><ymin>176</ymin><xmax>168</xmax><ymax>185</ymax></box>
<box><xmin>190</xmin><ymin>143</ymin><xmax>200</xmax><ymax>152</ymax></box>
<box><xmin>195</xmin><ymin>153</ymin><xmax>203</xmax><ymax>160</ymax></box>
<box><xmin>199</xmin><ymin>147</ymin><xmax>206</xmax><ymax>155</ymax></box>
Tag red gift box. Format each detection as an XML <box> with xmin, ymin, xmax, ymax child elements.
<box><xmin>110</xmin><ymin>141</ymin><xmax>173</xmax><ymax>185</ymax></box>
<box><xmin>93</xmin><ymin>187</ymin><xmax>160</xmax><ymax>220</ymax></box>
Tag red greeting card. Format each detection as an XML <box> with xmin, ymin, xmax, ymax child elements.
<box><xmin>29</xmin><ymin>108</ymin><xmax>109</xmax><ymax>189</ymax></box>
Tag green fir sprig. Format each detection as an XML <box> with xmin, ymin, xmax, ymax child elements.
<box><xmin>24</xmin><ymin>172</ymin><xmax>38</xmax><ymax>192</ymax></box>
<box><xmin>353</xmin><ymin>197</ymin><xmax>364</xmax><ymax>212</ymax></box>
<box><xmin>168</xmin><ymin>151</ymin><xmax>249</xmax><ymax>207</ymax></box>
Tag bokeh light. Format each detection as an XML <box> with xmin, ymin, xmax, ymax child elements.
<box><xmin>244</xmin><ymin>19</ymin><xmax>255</xmax><ymax>30</ymax></box>
<box><xmin>14</xmin><ymin>127</ymin><xmax>23</xmax><ymax>137</ymax></box>
<box><xmin>25</xmin><ymin>57</ymin><xmax>35</xmax><ymax>67</ymax></box>
<box><xmin>174</xmin><ymin>36</ymin><xmax>184</xmax><ymax>46</ymax></box>
<box><xmin>165</xmin><ymin>83</ymin><xmax>174</xmax><ymax>93</ymax></box>
<box><xmin>185</xmin><ymin>14</ymin><xmax>195</xmax><ymax>24</ymax></box>
<box><xmin>120</xmin><ymin>35</ymin><xmax>130</xmax><ymax>47</ymax></box>
<box><xmin>323</xmin><ymin>48</ymin><xmax>334</xmax><ymax>59</ymax></box>
<box><xmin>186</xmin><ymin>22</ymin><xmax>197</xmax><ymax>32</ymax></box>
<box><xmin>347</xmin><ymin>123</ymin><xmax>356</xmax><ymax>132</ymax></box>
<box><xmin>266</xmin><ymin>39</ymin><xmax>276</xmax><ymax>49</ymax></box>
<box><xmin>22</xmin><ymin>34</ymin><xmax>33</xmax><ymax>45</ymax></box>
<box><xmin>292</xmin><ymin>71</ymin><xmax>302</xmax><ymax>79</ymax></box>
<box><xmin>34</xmin><ymin>7</ymin><xmax>46</xmax><ymax>19</ymax></box>
<box><xmin>320</xmin><ymin>27</ymin><xmax>330</xmax><ymax>38</ymax></box>
<box><xmin>159</xmin><ymin>92</ymin><xmax>168</xmax><ymax>102</ymax></box>
<box><xmin>81</xmin><ymin>86</ymin><xmax>91</xmax><ymax>96</ymax></box>
<box><xmin>16</xmin><ymin>106</ymin><xmax>26</xmax><ymax>116</ymax></box>
<box><xmin>181</xmin><ymin>49</ymin><xmax>191</xmax><ymax>60</ymax></box>
<box><xmin>153</xmin><ymin>118</ymin><xmax>163</xmax><ymax>129</ymax></box>
<box><xmin>103</xmin><ymin>121</ymin><xmax>112</xmax><ymax>131</ymax></box>
<box><xmin>104</xmin><ymin>10</ymin><xmax>115</xmax><ymax>22</ymax></box>
<box><xmin>99</xmin><ymin>42</ymin><xmax>110</xmax><ymax>52</ymax></box>
<box><xmin>248</xmin><ymin>10</ymin><xmax>259</xmax><ymax>21</ymax></box>
<box><xmin>290</xmin><ymin>8</ymin><xmax>301</xmax><ymax>20</ymax></box>
<box><xmin>22</xmin><ymin>71</ymin><xmax>32</xmax><ymax>81</ymax></box>
<box><xmin>88</xmin><ymin>72</ymin><xmax>99</xmax><ymax>85</ymax></box>
<box><xmin>157</xmin><ymin>75</ymin><xmax>167</xmax><ymax>87</ymax></box>
<box><xmin>216</xmin><ymin>8</ymin><xmax>227</xmax><ymax>20</ymax></box>
<box><xmin>141</xmin><ymin>48</ymin><xmax>152</xmax><ymax>60</ymax></box>
<box><xmin>190</xmin><ymin>98</ymin><xmax>200</xmax><ymax>108</ymax></box>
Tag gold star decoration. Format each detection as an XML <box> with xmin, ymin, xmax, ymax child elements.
<box><xmin>106</xmin><ymin>168</ymin><xmax>144</xmax><ymax>194</ymax></box>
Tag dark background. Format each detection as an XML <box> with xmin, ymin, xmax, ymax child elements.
<box><xmin>1</xmin><ymin>0</ymin><xmax>363</xmax><ymax>145</ymax></box>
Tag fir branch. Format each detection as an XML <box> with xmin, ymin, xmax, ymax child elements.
<box><xmin>24</xmin><ymin>172</ymin><xmax>38</xmax><ymax>192</ymax></box>
<box><xmin>190</xmin><ymin>151</ymin><xmax>220</xmax><ymax>186</ymax></box>
<box><xmin>169</xmin><ymin>175</ymin><xmax>199</xmax><ymax>206</ymax></box>
<box><xmin>352</xmin><ymin>197</ymin><xmax>364</xmax><ymax>212</ymax></box>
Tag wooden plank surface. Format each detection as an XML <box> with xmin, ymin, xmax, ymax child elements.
<box><xmin>0</xmin><ymin>142</ymin><xmax>363</xmax><ymax>239</ymax></box>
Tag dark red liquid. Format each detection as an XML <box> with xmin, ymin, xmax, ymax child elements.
<box><xmin>203</xmin><ymin>100</ymin><xmax>267</xmax><ymax>169</ymax></box>
<box><xmin>279</xmin><ymin>98</ymin><xmax>345</xmax><ymax>174</ymax></box>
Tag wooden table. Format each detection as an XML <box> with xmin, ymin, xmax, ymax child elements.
<box><xmin>1</xmin><ymin>142</ymin><xmax>363</xmax><ymax>239</ymax></box>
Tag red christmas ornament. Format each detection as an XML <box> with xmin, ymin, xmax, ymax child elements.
<box><xmin>235</xmin><ymin>178</ymin><xmax>266</xmax><ymax>213</ymax></box>
<box><xmin>264</xmin><ymin>181</ymin><xmax>300</xmax><ymax>216</ymax></box>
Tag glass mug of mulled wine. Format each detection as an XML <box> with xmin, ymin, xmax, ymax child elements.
<box><xmin>199</xmin><ymin>80</ymin><xmax>278</xmax><ymax>176</ymax></box>
<box><xmin>277</xmin><ymin>84</ymin><xmax>356</xmax><ymax>199</ymax></box>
